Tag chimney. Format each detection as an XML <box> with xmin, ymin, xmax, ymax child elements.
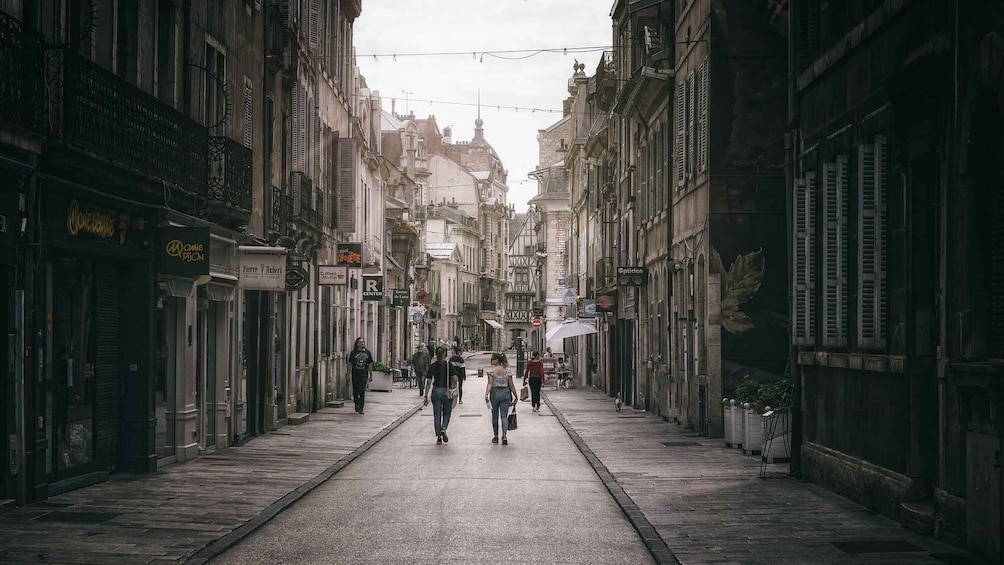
<box><xmin>443</xmin><ymin>126</ymin><xmax>452</xmax><ymax>144</ymax></box>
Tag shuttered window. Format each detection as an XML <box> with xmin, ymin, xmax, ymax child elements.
<box><xmin>793</xmin><ymin>172</ymin><xmax>816</xmax><ymax>345</ymax></box>
<box><xmin>675</xmin><ymin>79</ymin><xmax>686</xmax><ymax>188</ymax></box>
<box><xmin>336</xmin><ymin>137</ymin><xmax>356</xmax><ymax>232</ymax></box>
<box><xmin>308</xmin><ymin>0</ymin><xmax>320</xmax><ymax>49</ymax></box>
<box><xmin>822</xmin><ymin>155</ymin><xmax>849</xmax><ymax>347</ymax></box>
<box><xmin>291</xmin><ymin>83</ymin><xmax>302</xmax><ymax>172</ymax></box>
<box><xmin>243</xmin><ymin>77</ymin><xmax>253</xmax><ymax>148</ymax></box>
<box><xmin>698</xmin><ymin>57</ymin><xmax>709</xmax><ymax>173</ymax></box>
<box><xmin>857</xmin><ymin>135</ymin><xmax>887</xmax><ymax>348</ymax></box>
<box><xmin>686</xmin><ymin>70</ymin><xmax>695</xmax><ymax>181</ymax></box>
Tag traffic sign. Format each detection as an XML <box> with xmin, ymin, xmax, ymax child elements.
<box><xmin>532</xmin><ymin>318</ymin><xmax>541</xmax><ymax>328</ymax></box>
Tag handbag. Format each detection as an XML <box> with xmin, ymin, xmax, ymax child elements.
<box><xmin>519</xmin><ymin>385</ymin><xmax>530</xmax><ymax>402</ymax></box>
<box><xmin>507</xmin><ymin>405</ymin><xmax>518</xmax><ymax>431</ymax></box>
<box><xmin>446</xmin><ymin>364</ymin><xmax>459</xmax><ymax>409</ymax></box>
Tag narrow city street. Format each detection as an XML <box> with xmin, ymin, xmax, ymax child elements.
<box><xmin>209</xmin><ymin>351</ymin><xmax>654</xmax><ymax>565</ymax></box>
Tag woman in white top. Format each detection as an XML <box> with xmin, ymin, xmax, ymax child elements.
<box><xmin>483</xmin><ymin>352</ymin><xmax>519</xmax><ymax>445</ymax></box>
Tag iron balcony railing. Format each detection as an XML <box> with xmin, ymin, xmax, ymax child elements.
<box><xmin>46</xmin><ymin>49</ymin><xmax>207</xmax><ymax>196</ymax></box>
<box><xmin>208</xmin><ymin>136</ymin><xmax>252</xmax><ymax>213</ymax></box>
<box><xmin>269</xmin><ymin>185</ymin><xmax>287</xmax><ymax>235</ymax></box>
<box><xmin>480</xmin><ymin>300</ymin><xmax>496</xmax><ymax>312</ymax></box>
<box><xmin>0</xmin><ymin>10</ymin><xmax>45</xmax><ymax>130</ymax></box>
<box><xmin>290</xmin><ymin>171</ymin><xmax>323</xmax><ymax>230</ymax></box>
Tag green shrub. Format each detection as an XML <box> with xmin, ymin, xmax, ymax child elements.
<box><xmin>372</xmin><ymin>361</ymin><xmax>392</xmax><ymax>373</ymax></box>
<box><xmin>758</xmin><ymin>379</ymin><xmax>791</xmax><ymax>410</ymax></box>
<box><xmin>734</xmin><ymin>376</ymin><xmax>761</xmax><ymax>405</ymax></box>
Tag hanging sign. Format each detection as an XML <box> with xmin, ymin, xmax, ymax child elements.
<box><xmin>318</xmin><ymin>265</ymin><xmax>348</xmax><ymax>285</ymax></box>
<box><xmin>238</xmin><ymin>246</ymin><xmax>287</xmax><ymax>291</ymax></box>
<box><xmin>392</xmin><ymin>288</ymin><xmax>409</xmax><ymax>307</ymax></box>
<box><xmin>362</xmin><ymin>274</ymin><xmax>383</xmax><ymax>301</ymax></box>
<box><xmin>159</xmin><ymin>227</ymin><xmax>209</xmax><ymax>277</ymax></box>
<box><xmin>335</xmin><ymin>242</ymin><xmax>363</xmax><ymax>268</ymax></box>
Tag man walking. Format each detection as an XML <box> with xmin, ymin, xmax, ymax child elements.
<box><xmin>408</xmin><ymin>343</ymin><xmax>431</xmax><ymax>397</ymax></box>
<box><xmin>347</xmin><ymin>337</ymin><xmax>373</xmax><ymax>414</ymax></box>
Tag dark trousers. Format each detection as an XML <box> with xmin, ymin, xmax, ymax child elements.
<box><xmin>352</xmin><ymin>374</ymin><xmax>368</xmax><ymax>411</ymax></box>
<box><xmin>457</xmin><ymin>377</ymin><xmax>465</xmax><ymax>402</ymax></box>
<box><xmin>529</xmin><ymin>377</ymin><xmax>543</xmax><ymax>408</ymax></box>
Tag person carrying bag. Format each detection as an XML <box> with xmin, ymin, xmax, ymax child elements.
<box><xmin>484</xmin><ymin>352</ymin><xmax>518</xmax><ymax>445</ymax></box>
<box><xmin>423</xmin><ymin>346</ymin><xmax>457</xmax><ymax>445</ymax></box>
<box><xmin>523</xmin><ymin>351</ymin><xmax>546</xmax><ymax>412</ymax></box>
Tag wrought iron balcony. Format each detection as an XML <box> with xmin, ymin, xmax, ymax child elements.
<box><xmin>290</xmin><ymin>171</ymin><xmax>325</xmax><ymax>230</ymax></box>
<box><xmin>208</xmin><ymin>136</ymin><xmax>252</xmax><ymax>214</ymax></box>
<box><xmin>46</xmin><ymin>49</ymin><xmax>207</xmax><ymax>197</ymax></box>
<box><xmin>480</xmin><ymin>300</ymin><xmax>497</xmax><ymax>312</ymax></box>
<box><xmin>463</xmin><ymin>302</ymin><xmax>478</xmax><ymax>313</ymax></box>
<box><xmin>269</xmin><ymin>185</ymin><xmax>288</xmax><ymax>236</ymax></box>
<box><xmin>0</xmin><ymin>10</ymin><xmax>45</xmax><ymax>130</ymax></box>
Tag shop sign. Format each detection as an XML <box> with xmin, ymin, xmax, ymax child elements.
<box><xmin>392</xmin><ymin>288</ymin><xmax>409</xmax><ymax>307</ymax></box>
<box><xmin>616</xmin><ymin>266</ymin><xmax>648</xmax><ymax>286</ymax></box>
<box><xmin>335</xmin><ymin>242</ymin><xmax>363</xmax><ymax>268</ymax></box>
<box><xmin>66</xmin><ymin>199</ymin><xmax>117</xmax><ymax>239</ymax></box>
<box><xmin>238</xmin><ymin>246</ymin><xmax>286</xmax><ymax>291</ymax></box>
<box><xmin>596</xmin><ymin>290</ymin><xmax>617</xmax><ymax>312</ymax></box>
<box><xmin>285</xmin><ymin>265</ymin><xmax>309</xmax><ymax>292</ymax></box>
<box><xmin>318</xmin><ymin>265</ymin><xmax>347</xmax><ymax>285</ymax></box>
<box><xmin>159</xmin><ymin>227</ymin><xmax>209</xmax><ymax>277</ymax></box>
<box><xmin>361</xmin><ymin>274</ymin><xmax>383</xmax><ymax>301</ymax></box>
<box><xmin>580</xmin><ymin>299</ymin><xmax>599</xmax><ymax>317</ymax></box>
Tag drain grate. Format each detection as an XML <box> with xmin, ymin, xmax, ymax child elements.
<box><xmin>831</xmin><ymin>540</ymin><xmax>923</xmax><ymax>554</ymax></box>
<box><xmin>661</xmin><ymin>441</ymin><xmax>701</xmax><ymax>447</ymax></box>
<box><xmin>36</xmin><ymin>510</ymin><xmax>119</xmax><ymax>524</ymax></box>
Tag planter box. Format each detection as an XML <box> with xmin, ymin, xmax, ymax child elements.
<box><xmin>760</xmin><ymin>410</ymin><xmax>791</xmax><ymax>464</ymax></box>
<box><xmin>369</xmin><ymin>370</ymin><xmax>393</xmax><ymax>392</ymax></box>
<box><xmin>723</xmin><ymin>401</ymin><xmax>742</xmax><ymax>448</ymax></box>
<box><xmin>742</xmin><ymin>406</ymin><xmax>762</xmax><ymax>456</ymax></box>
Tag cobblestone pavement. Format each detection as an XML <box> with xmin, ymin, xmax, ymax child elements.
<box><xmin>0</xmin><ymin>355</ymin><xmax>988</xmax><ymax>564</ymax></box>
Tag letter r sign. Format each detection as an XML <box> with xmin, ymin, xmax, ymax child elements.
<box><xmin>361</xmin><ymin>274</ymin><xmax>383</xmax><ymax>301</ymax></box>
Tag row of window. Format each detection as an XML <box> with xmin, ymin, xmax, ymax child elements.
<box><xmin>793</xmin><ymin>135</ymin><xmax>888</xmax><ymax>349</ymax></box>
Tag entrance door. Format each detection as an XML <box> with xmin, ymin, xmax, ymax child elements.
<box><xmin>967</xmin><ymin>431</ymin><xmax>1002</xmax><ymax>561</ymax></box>
<box><xmin>0</xmin><ymin>266</ymin><xmax>12</xmax><ymax>500</ymax></box>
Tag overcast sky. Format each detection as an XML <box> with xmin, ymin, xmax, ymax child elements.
<box><xmin>354</xmin><ymin>1</ymin><xmax>613</xmax><ymax>212</ymax></box>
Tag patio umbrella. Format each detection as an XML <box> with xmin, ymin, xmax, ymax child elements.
<box><xmin>545</xmin><ymin>318</ymin><xmax>598</xmax><ymax>341</ymax></box>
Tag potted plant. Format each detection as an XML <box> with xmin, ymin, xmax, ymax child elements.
<box><xmin>369</xmin><ymin>361</ymin><xmax>394</xmax><ymax>392</ymax></box>
<box><xmin>734</xmin><ymin>377</ymin><xmax>762</xmax><ymax>456</ymax></box>
<box><xmin>758</xmin><ymin>379</ymin><xmax>792</xmax><ymax>463</ymax></box>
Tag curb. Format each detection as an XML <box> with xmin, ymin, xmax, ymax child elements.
<box><xmin>186</xmin><ymin>401</ymin><xmax>423</xmax><ymax>564</ymax></box>
<box><xmin>543</xmin><ymin>391</ymin><xmax>681</xmax><ymax>565</ymax></box>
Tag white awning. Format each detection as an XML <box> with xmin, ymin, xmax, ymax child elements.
<box><xmin>483</xmin><ymin>319</ymin><xmax>504</xmax><ymax>330</ymax></box>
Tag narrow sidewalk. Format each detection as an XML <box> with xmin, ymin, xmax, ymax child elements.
<box><xmin>0</xmin><ymin>389</ymin><xmax>421</xmax><ymax>565</ymax></box>
<box><xmin>543</xmin><ymin>386</ymin><xmax>984</xmax><ymax>565</ymax></box>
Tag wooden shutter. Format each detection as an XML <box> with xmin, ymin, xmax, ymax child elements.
<box><xmin>698</xmin><ymin>57</ymin><xmax>709</xmax><ymax>173</ymax></box>
<box><xmin>336</xmin><ymin>137</ymin><xmax>356</xmax><ymax>232</ymax></box>
<box><xmin>308</xmin><ymin>0</ymin><xmax>320</xmax><ymax>49</ymax></box>
<box><xmin>793</xmin><ymin>172</ymin><xmax>816</xmax><ymax>345</ymax></box>
<box><xmin>291</xmin><ymin>83</ymin><xmax>302</xmax><ymax>172</ymax></box>
<box><xmin>822</xmin><ymin>155</ymin><xmax>848</xmax><ymax>347</ymax></box>
<box><xmin>298</xmin><ymin>87</ymin><xmax>307</xmax><ymax>172</ymax></box>
<box><xmin>243</xmin><ymin>77</ymin><xmax>253</xmax><ymax>148</ymax></box>
<box><xmin>796</xmin><ymin>0</ymin><xmax>819</xmax><ymax>68</ymax></box>
<box><xmin>687</xmin><ymin>70</ymin><xmax>695</xmax><ymax>180</ymax></box>
<box><xmin>675</xmin><ymin>80</ymin><xmax>685</xmax><ymax>188</ymax></box>
<box><xmin>857</xmin><ymin>135</ymin><xmax>887</xmax><ymax>348</ymax></box>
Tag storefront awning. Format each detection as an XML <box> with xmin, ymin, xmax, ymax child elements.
<box><xmin>483</xmin><ymin>319</ymin><xmax>504</xmax><ymax>330</ymax></box>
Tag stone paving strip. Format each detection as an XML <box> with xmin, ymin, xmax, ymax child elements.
<box><xmin>543</xmin><ymin>387</ymin><xmax>985</xmax><ymax>565</ymax></box>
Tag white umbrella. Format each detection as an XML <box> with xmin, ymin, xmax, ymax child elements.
<box><xmin>545</xmin><ymin>318</ymin><xmax>598</xmax><ymax>341</ymax></box>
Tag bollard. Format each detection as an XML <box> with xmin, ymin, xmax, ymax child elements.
<box><xmin>478</xmin><ymin>368</ymin><xmax>484</xmax><ymax>378</ymax></box>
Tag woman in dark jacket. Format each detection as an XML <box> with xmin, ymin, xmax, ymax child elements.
<box><xmin>523</xmin><ymin>351</ymin><xmax>546</xmax><ymax>412</ymax></box>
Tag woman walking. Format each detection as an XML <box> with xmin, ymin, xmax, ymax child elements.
<box><xmin>423</xmin><ymin>346</ymin><xmax>457</xmax><ymax>444</ymax></box>
<box><xmin>346</xmin><ymin>337</ymin><xmax>373</xmax><ymax>414</ymax></box>
<box><xmin>523</xmin><ymin>351</ymin><xmax>545</xmax><ymax>412</ymax></box>
<box><xmin>484</xmin><ymin>352</ymin><xmax>519</xmax><ymax>445</ymax></box>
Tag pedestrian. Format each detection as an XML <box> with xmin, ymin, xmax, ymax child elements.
<box><xmin>449</xmin><ymin>346</ymin><xmax>466</xmax><ymax>403</ymax></box>
<box><xmin>523</xmin><ymin>350</ymin><xmax>545</xmax><ymax>412</ymax></box>
<box><xmin>347</xmin><ymin>337</ymin><xmax>373</xmax><ymax>414</ymax></box>
<box><xmin>408</xmin><ymin>343</ymin><xmax>431</xmax><ymax>397</ymax></box>
<box><xmin>424</xmin><ymin>346</ymin><xmax>457</xmax><ymax>444</ymax></box>
<box><xmin>484</xmin><ymin>352</ymin><xmax>518</xmax><ymax>445</ymax></box>
<box><xmin>544</xmin><ymin>347</ymin><xmax>555</xmax><ymax>358</ymax></box>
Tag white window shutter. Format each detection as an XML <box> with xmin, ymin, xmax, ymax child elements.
<box><xmin>793</xmin><ymin>172</ymin><xmax>816</xmax><ymax>345</ymax></box>
<box><xmin>698</xmin><ymin>57</ymin><xmax>709</xmax><ymax>173</ymax></box>
<box><xmin>291</xmin><ymin>83</ymin><xmax>301</xmax><ymax>172</ymax></box>
<box><xmin>857</xmin><ymin>135</ymin><xmax>887</xmax><ymax>348</ymax></box>
<box><xmin>675</xmin><ymin>80</ymin><xmax>685</xmax><ymax>188</ymax></box>
<box><xmin>336</xmin><ymin>137</ymin><xmax>357</xmax><ymax>232</ymax></box>
<box><xmin>309</xmin><ymin>0</ymin><xmax>320</xmax><ymax>49</ymax></box>
<box><xmin>298</xmin><ymin>86</ymin><xmax>307</xmax><ymax>173</ymax></box>
<box><xmin>822</xmin><ymin>155</ymin><xmax>849</xmax><ymax>347</ymax></box>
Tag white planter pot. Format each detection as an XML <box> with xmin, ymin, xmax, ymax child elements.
<box><xmin>369</xmin><ymin>371</ymin><xmax>393</xmax><ymax>392</ymax></box>
<box><xmin>742</xmin><ymin>405</ymin><xmax>762</xmax><ymax>456</ymax></box>
<box><xmin>723</xmin><ymin>401</ymin><xmax>742</xmax><ymax>448</ymax></box>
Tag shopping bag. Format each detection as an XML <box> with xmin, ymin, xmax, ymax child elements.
<box><xmin>507</xmin><ymin>406</ymin><xmax>518</xmax><ymax>431</ymax></box>
<box><xmin>519</xmin><ymin>385</ymin><xmax>530</xmax><ymax>402</ymax></box>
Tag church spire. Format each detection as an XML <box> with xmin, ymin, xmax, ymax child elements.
<box><xmin>473</xmin><ymin>89</ymin><xmax>485</xmax><ymax>143</ymax></box>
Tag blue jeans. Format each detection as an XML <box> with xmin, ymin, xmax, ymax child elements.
<box><xmin>490</xmin><ymin>387</ymin><xmax>513</xmax><ymax>437</ymax></box>
<box><xmin>431</xmin><ymin>386</ymin><xmax>453</xmax><ymax>437</ymax></box>
<box><xmin>416</xmin><ymin>371</ymin><xmax>427</xmax><ymax>395</ymax></box>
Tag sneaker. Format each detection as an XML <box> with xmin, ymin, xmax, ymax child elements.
<box><xmin>459</xmin><ymin>400</ymin><xmax>463</xmax><ymax>404</ymax></box>
<box><xmin>437</xmin><ymin>435</ymin><xmax>443</xmax><ymax>445</ymax></box>
<box><xmin>502</xmin><ymin>435</ymin><xmax>508</xmax><ymax>445</ymax></box>
<box><xmin>441</xmin><ymin>430</ymin><xmax>449</xmax><ymax>443</ymax></box>
<box><xmin>491</xmin><ymin>436</ymin><xmax>499</xmax><ymax>444</ymax></box>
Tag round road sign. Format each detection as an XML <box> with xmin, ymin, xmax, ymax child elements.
<box><xmin>532</xmin><ymin>318</ymin><xmax>541</xmax><ymax>328</ymax></box>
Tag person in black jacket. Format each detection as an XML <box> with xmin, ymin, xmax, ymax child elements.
<box><xmin>449</xmin><ymin>347</ymin><xmax>466</xmax><ymax>404</ymax></box>
<box><xmin>423</xmin><ymin>346</ymin><xmax>458</xmax><ymax>444</ymax></box>
<box><xmin>346</xmin><ymin>337</ymin><xmax>373</xmax><ymax>414</ymax></box>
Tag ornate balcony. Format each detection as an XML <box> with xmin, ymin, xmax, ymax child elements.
<box><xmin>208</xmin><ymin>136</ymin><xmax>252</xmax><ymax>222</ymax></box>
<box><xmin>290</xmin><ymin>171</ymin><xmax>325</xmax><ymax>231</ymax></box>
<box><xmin>480</xmin><ymin>300</ymin><xmax>497</xmax><ymax>312</ymax></box>
<box><xmin>269</xmin><ymin>184</ymin><xmax>289</xmax><ymax>237</ymax></box>
<box><xmin>0</xmin><ymin>10</ymin><xmax>45</xmax><ymax>131</ymax></box>
<box><xmin>46</xmin><ymin>49</ymin><xmax>207</xmax><ymax>197</ymax></box>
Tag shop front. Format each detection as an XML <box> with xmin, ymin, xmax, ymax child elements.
<box><xmin>34</xmin><ymin>189</ymin><xmax>156</xmax><ymax>499</ymax></box>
